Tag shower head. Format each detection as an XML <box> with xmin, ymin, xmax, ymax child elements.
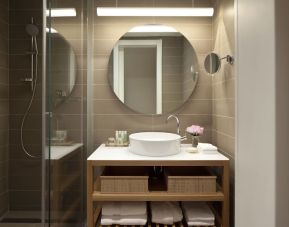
<box><xmin>26</xmin><ymin>23</ymin><xmax>39</xmax><ymax>37</ymax></box>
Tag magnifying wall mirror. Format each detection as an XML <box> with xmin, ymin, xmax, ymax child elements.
<box><xmin>108</xmin><ymin>25</ymin><xmax>199</xmax><ymax>115</ymax></box>
<box><xmin>204</xmin><ymin>52</ymin><xmax>234</xmax><ymax>74</ymax></box>
<box><xmin>204</xmin><ymin>53</ymin><xmax>221</xmax><ymax>74</ymax></box>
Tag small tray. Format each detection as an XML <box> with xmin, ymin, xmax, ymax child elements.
<box><xmin>51</xmin><ymin>140</ymin><xmax>75</xmax><ymax>146</ymax></box>
<box><xmin>105</xmin><ymin>142</ymin><xmax>129</xmax><ymax>147</ymax></box>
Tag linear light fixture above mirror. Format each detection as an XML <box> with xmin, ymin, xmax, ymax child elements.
<box><xmin>46</xmin><ymin>8</ymin><xmax>77</xmax><ymax>17</ymax></box>
<box><xmin>96</xmin><ymin>7</ymin><xmax>214</xmax><ymax>17</ymax></box>
<box><xmin>128</xmin><ymin>25</ymin><xmax>178</xmax><ymax>33</ymax></box>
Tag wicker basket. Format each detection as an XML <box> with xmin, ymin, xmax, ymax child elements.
<box><xmin>100</xmin><ymin>167</ymin><xmax>149</xmax><ymax>193</ymax></box>
<box><xmin>166</xmin><ymin>167</ymin><xmax>216</xmax><ymax>193</ymax></box>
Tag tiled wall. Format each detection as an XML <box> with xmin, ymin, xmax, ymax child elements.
<box><xmin>212</xmin><ymin>0</ymin><xmax>235</xmax><ymax>225</ymax></box>
<box><xmin>9</xmin><ymin>0</ymin><xmax>43</xmax><ymax>210</ymax></box>
<box><xmin>92</xmin><ymin>0</ymin><xmax>214</xmax><ymax>151</ymax></box>
<box><xmin>0</xmin><ymin>0</ymin><xmax>9</xmax><ymax>217</ymax></box>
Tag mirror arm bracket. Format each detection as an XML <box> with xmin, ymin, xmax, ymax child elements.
<box><xmin>220</xmin><ymin>55</ymin><xmax>234</xmax><ymax>65</ymax></box>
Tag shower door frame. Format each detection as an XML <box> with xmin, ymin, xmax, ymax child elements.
<box><xmin>41</xmin><ymin>0</ymin><xmax>47</xmax><ymax>226</ymax></box>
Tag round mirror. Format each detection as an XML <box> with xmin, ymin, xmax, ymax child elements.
<box><xmin>108</xmin><ymin>25</ymin><xmax>199</xmax><ymax>115</ymax></box>
<box><xmin>48</xmin><ymin>30</ymin><xmax>77</xmax><ymax>107</ymax></box>
<box><xmin>204</xmin><ymin>53</ymin><xmax>221</xmax><ymax>74</ymax></box>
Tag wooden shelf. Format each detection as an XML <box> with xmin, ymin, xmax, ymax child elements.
<box><xmin>92</xmin><ymin>191</ymin><xmax>224</xmax><ymax>202</ymax></box>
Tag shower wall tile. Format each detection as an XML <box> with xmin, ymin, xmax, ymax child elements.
<box><xmin>8</xmin><ymin>0</ymin><xmax>43</xmax><ymax>211</ymax></box>
<box><xmin>0</xmin><ymin>0</ymin><xmax>9</xmax><ymax>217</ymax></box>
<box><xmin>91</xmin><ymin>0</ymin><xmax>214</xmax><ymax>149</ymax></box>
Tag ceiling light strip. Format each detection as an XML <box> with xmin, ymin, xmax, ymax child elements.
<box><xmin>46</xmin><ymin>8</ymin><xmax>77</xmax><ymax>17</ymax></box>
<box><xmin>96</xmin><ymin>7</ymin><xmax>214</xmax><ymax>17</ymax></box>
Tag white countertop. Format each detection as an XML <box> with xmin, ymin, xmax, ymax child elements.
<box><xmin>50</xmin><ymin>143</ymin><xmax>83</xmax><ymax>160</ymax></box>
<box><xmin>88</xmin><ymin>144</ymin><xmax>229</xmax><ymax>161</ymax></box>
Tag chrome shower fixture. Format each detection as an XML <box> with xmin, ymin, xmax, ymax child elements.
<box><xmin>21</xmin><ymin>17</ymin><xmax>40</xmax><ymax>158</ymax></box>
<box><xmin>23</xmin><ymin>17</ymin><xmax>39</xmax><ymax>92</ymax></box>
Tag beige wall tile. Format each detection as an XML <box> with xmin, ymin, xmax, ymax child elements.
<box><xmin>175</xmin><ymin>99</ymin><xmax>212</xmax><ymax>115</ymax></box>
<box><xmin>93</xmin><ymin>55</ymin><xmax>110</xmax><ymax>69</ymax></box>
<box><xmin>212</xmin><ymin>78</ymin><xmax>235</xmax><ymax>99</ymax></box>
<box><xmin>95</xmin><ymin>0</ymin><xmax>116</xmax><ymax>7</ymax></box>
<box><xmin>94</xmin><ymin>115</ymin><xmax>153</xmax><ymax>131</ymax></box>
<box><xmin>93</xmin><ymin>100</ymin><xmax>137</xmax><ymax>114</ymax></box>
<box><xmin>118</xmin><ymin>0</ymin><xmax>155</xmax><ymax>7</ymax></box>
<box><xmin>212</xmin><ymin>115</ymin><xmax>234</xmax><ymax>136</ymax></box>
<box><xmin>94</xmin><ymin>40</ymin><xmax>115</xmax><ymax>55</ymax></box>
<box><xmin>190</xmin><ymin>84</ymin><xmax>212</xmax><ymax>100</ymax></box>
<box><xmin>195</xmin><ymin>0</ymin><xmax>215</xmax><ymax>7</ymax></box>
<box><xmin>152</xmin><ymin>114</ymin><xmax>212</xmax><ymax>134</ymax></box>
<box><xmin>212</xmin><ymin>130</ymin><xmax>235</xmax><ymax>157</ymax></box>
<box><xmin>189</xmin><ymin>39</ymin><xmax>213</xmax><ymax>54</ymax></box>
<box><xmin>155</xmin><ymin>17</ymin><xmax>212</xmax><ymax>25</ymax></box>
<box><xmin>93</xmin><ymin>69</ymin><xmax>109</xmax><ymax>84</ymax></box>
<box><xmin>155</xmin><ymin>0</ymin><xmax>193</xmax><ymax>7</ymax></box>
<box><xmin>212</xmin><ymin>99</ymin><xmax>234</xmax><ymax>117</ymax></box>
<box><xmin>93</xmin><ymin>84</ymin><xmax>117</xmax><ymax>100</ymax></box>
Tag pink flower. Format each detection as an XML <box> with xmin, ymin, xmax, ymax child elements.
<box><xmin>186</xmin><ymin>125</ymin><xmax>204</xmax><ymax>136</ymax></box>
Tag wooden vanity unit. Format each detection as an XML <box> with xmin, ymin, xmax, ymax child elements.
<box><xmin>87</xmin><ymin>145</ymin><xmax>230</xmax><ymax>227</ymax></box>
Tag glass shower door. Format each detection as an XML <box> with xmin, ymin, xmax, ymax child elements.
<box><xmin>46</xmin><ymin>0</ymin><xmax>86</xmax><ymax>226</ymax></box>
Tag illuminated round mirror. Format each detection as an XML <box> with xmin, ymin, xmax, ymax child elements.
<box><xmin>204</xmin><ymin>52</ymin><xmax>221</xmax><ymax>74</ymax></box>
<box><xmin>108</xmin><ymin>25</ymin><xmax>199</xmax><ymax>115</ymax></box>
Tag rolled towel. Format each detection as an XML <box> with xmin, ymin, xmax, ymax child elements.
<box><xmin>102</xmin><ymin>202</ymin><xmax>147</xmax><ymax>216</ymax></box>
<box><xmin>182</xmin><ymin>202</ymin><xmax>215</xmax><ymax>223</ymax></box>
<box><xmin>101</xmin><ymin>214</ymin><xmax>147</xmax><ymax>225</ymax></box>
<box><xmin>151</xmin><ymin>202</ymin><xmax>183</xmax><ymax>225</ymax></box>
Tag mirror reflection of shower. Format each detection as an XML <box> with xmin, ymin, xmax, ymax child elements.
<box><xmin>21</xmin><ymin>17</ymin><xmax>40</xmax><ymax>158</ymax></box>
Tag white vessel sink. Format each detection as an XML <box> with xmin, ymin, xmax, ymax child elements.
<box><xmin>129</xmin><ymin>132</ymin><xmax>181</xmax><ymax>157</ymax></box>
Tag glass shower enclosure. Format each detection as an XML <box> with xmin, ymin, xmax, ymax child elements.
<box><xmin>45</xmin><ymin>0</ymin><xmax>86</xmax><ymax>226</ymax></box>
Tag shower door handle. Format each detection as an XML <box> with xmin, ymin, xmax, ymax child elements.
<box><xmin>45</xmin><ymin>112</ymin><xmax>53</xmax><ymax>118</ymax></box>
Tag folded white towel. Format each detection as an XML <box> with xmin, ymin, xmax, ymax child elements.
<box><xmin>182</xmin><ymin>202</ymin><xmax>215</xmax><ymax>223</ymax></box>
<box><xmin>102</xmin><ymin>202</ymin><xmax>147</xmax><ymax>216</ymax></box>
<box><xmin>101</xmin><ymin>214</ymin><xmax>147</xmax><ymax>225</ymax></box>
<box><xmin>198</xmin><ymin>143</ymin><xmax>218</xmax><ymax>151</ymax></box>
<box><xmin>151</xmin><ymin>202</ymin><xmax>183</xmax><ymax>224</ymax></box>
<box><xmin>187</xmin><ymin>220</ymin><xmax>215</xmax><ymax>226</ymax></box>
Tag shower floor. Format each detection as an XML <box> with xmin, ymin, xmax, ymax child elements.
<box><xmin>0</xmin><ymin>224</ymin><xmax>42</xmax><ymax>227</ymax></box>
<box><xmin>0</xmin><ymin>211</ymin><xmax>41</xmax><ymax>223</ymax></box>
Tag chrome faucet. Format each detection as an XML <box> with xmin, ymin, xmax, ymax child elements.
<box><xmin>166</xmin><ymin>114</ymin><xmax>180</xmax><ymax>135</ymax></box>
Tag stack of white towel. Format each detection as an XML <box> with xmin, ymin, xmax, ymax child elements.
<box><xmin>151</xmin><ymin>202</ymin><xmax>183</xmax><ymax>225</ymax></box>
<box><xmin>101</xmin><ymin>202</ymin><xmax>147</xmax><ymax>225</ymax></box>
<box><xmin>182</xmin><ymin>202</ymin><xmax>215</xmax><ymax>226</ymax></box>
<box><xmin>198</xmin><ymin>143</ymin><xmax>218</xmax><ymax>154</ymax></box>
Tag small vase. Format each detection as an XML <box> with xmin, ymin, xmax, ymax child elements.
<box><xmin>191</xmin><ymin>136</ymin><xmax>199</xmax><ymax>148</ymax></box>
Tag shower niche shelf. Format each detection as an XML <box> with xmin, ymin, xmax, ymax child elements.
<box><xmin>87</xmin><ymin>144</ymin><xmax>229</xmax><ymax>227</ymax></box>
